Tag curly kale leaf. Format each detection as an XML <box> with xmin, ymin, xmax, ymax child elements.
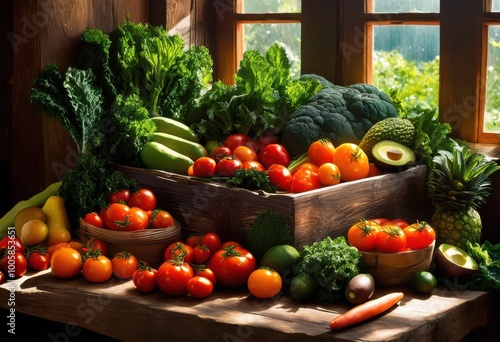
<box><xmin>226</xmin><ymin>168</ymin><xmax>277</xmax><ymax>193</ymax></box>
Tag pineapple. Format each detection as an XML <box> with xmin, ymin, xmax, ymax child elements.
<box><xmin>427</xmin><ymin>146</ymin><xmax>500</xmax><ymax>250</ymax></box>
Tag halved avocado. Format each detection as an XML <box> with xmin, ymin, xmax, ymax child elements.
<box><xmin>371</xmin><ymin>140</ymin><xmax>416</xmax><ymax>170</ymax></box>
<box><xmin>434</xmin><ymin>243</ymin><xmax>478</xmax><ymax>279</ymax></box>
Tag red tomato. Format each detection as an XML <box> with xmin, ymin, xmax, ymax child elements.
<box><xmin>375</xmin><ymin>226</ymin><xmax>407</xmax><ymax>253</ymax></box>
<box><xmin>127</xmin><ymin>207</ymin><xmax>150</xmax><ymax>231</ymax></box>
<box><xmin>194</xmin><ymin>267</ymin><xmax>217</xmax><ymax>286</ymax></box>
<box><xmin>224</xmin><ymin>133</ymin><xmax>250</xmax><ymax>151</ymax></box>
<box><xmin>216</xmin><ymin>156</ymin><xmax>243</xmax><ymax>177</ymax></box>
<box><xmin>212</xmin><ymin>146</ymin><xmax>233</xmax><ymax>163</ymax></box>
<box><xmin>187</xmin><ymin>276</ymin><xmax>213</xmax><ymax>298</ymax></box>
<box><xmin>233</xmin><ymin>145</ymin><xmax>258</xmax><ymax>164</ymax></box>
<box><xmin>164</xmin><ymin>242</ymin><xmax>194</xmax><ymax>263</ymax></box>
<box><xmin>0</xmin><ymin>236</ymin><xmax>26</xmax><ymax>254</ymax></box>
<box><xmin>193</xmin><ymin>244</ymin><xmax>212</xmax><ymax>264</ymax></box>
<box><xmin>382</xmin><ymin>218</ymin><xmax>409</xmax><ymax>229</ymax></box>
<box><xmin>0</xmin><ymin>251</ymin><xmax>28</xmax><ymax>278</ymax></box>
<box><xmin>50</xmin><ymin>247</ymin><xmax>82</xmax><ymax>279</ymax></box>
<box><xmin>128</xmin><ymin>189</ymin><xmax>157</xmax><ymax>212</ymax></box>
<box><xmin>367</xmin><ymin>217</ymin><xmax>390</xmax><ymax>225</ymax></box>
<box><xmin>290</xmin><ymin>169</ymin><xmax>321</xmax><ymax>193</ymax></box>
<box><xmin>112</xmin><ymin>251</ymin><xmax>139</xmax><ymax>279</ymax></box>
<box><xmin>201</xmin><ymin>232</ymin><xmax>222</xmax><ymax>253</ymax></box>
<box><xmin>108</xmin><ymin>189</ymin><xmax>131</xmax><ymax>204</ymax></box>
<box><xmin>207</xmin><ymin>246</ymin><xmax>256</xmax><ymax>288</ymax></box>
<box><xmin>347</xmin><ymin>220</ymin><xmax>380</xmax><ymax>252</ymax></box>
<box><xmin>331</xmin><ymin>143</ymin><xmax>369</xmax><ymax>181</ymax></box>
<box><xmin>308</xmin><ymin>138</ymin><xmax>336</xmax><ymax>165</ymax></box>
<box><xmin>193</xmin><ymin>157</ymin><xmax>217</xmax><ymax>177</ymax></box>
<box><xmin>150</xmin><ymin>209</ymin><xmax>175</xmax><ymax>228</ymax></box>
<box><xmin>266</xmin><ymin>164</ymin><xmax>292</xmax><ymax>191</ymax></box>
<box><xmin>220</xmin><ymin>241</ymin><xmax>242</xmax><ymax>249</ymax></box>
<box><xmin>82</xmin><ymin>238</ymin><xmax>108</xmax><ymax>256</ymax></box>
<box><xmin>258</xmin><ymin>144</ymin><xmax>291</xmax><ymax>169</ymax></box>
<box><xmin>157</xmin><ymin>260</ymin><xmax>194</xmax><ymax>296</ymax></box>
<box><xmin>185</xmin><ymin>233</ymin><xmax>203</xmax><ymax>249</ymax></box>
<box><xmin>27</xmin><ymin>250</ymin><xmax>50</xmax><ymax>271</ymax></box>
<box><xmin>0</xmin><ymin>270</ymin><xmax>4</xmax><ymax>283</ymax></box>
<box><xmin>103</xmin><ymin>203</ymin><xmax>131</xmax><ymax>230</ymax></box>
<box><xmin>257</xmin><ymin>130</ymin><xmax>279</xmax><ymax>151</ymax></box>
<box><xmin>292</xmin><ymin>161</ymin><xmax>320</xmax><ymax>176</ymax></box>
<box><xmin>133</xmin><ymin>263</ymin><xmax>158</xmax><ymax>293</ymax></box>
<box><xmin>403</xmin><ymin>221</ymin><xmax>436</xmax><ymax>250</ymax></box>
<box><xmin>83</xmin><ymin>254</ymin><xmax>113</xmax><ymax>283</ymax></box>
<box><xmin>242</xmin><ymin>160</ymin><xmax>266</xmax><ymax>172</ymax></box>
<box><xmin>83</xmin><ymin>212</ymin><xmax>104</xmax><ymax>228</ymax></box>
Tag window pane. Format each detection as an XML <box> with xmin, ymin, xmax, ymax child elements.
<box><xmin>493</xmin><ymin>0</ymin><xmax>500</xmax><ymax>12</ymax></box>
<box><xmin>372</xmin><ymin>25</ymin><xmax>439</xmax><ymax>109</ymax></box>
<box><xmin>484</xmin><ymin>26</ymin><xmax>500</xmax><ymax>134</ymax></box>
<box><xmin>373</xmin><ymin>0</ymin><xmax>439</xmax><ymax>13</ymax></box>
<box><xmin>242</xmin><ymin>23</ymin><xmax>301</xmax><ymax>77</ymax></box>
<box><xmin>241</xmin><ymin>0</ymin><xmax>301</xmax><ymax>14</ymax></box>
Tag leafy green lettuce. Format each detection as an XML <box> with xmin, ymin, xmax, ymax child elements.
<box><xmin>467</xmin><ymin>241</ymin><xmax>500</xmax><ymax>292</ymax></box>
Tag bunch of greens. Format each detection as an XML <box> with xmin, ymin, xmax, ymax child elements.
<box><xmin>188</xmin><ymin>43</ymin><xmax>323</xmax><ymax>142</ymax></box>
<box><xmin>225</xmin><ymin>168</ymin><xmax>277</xmax><ymax>193</ymax></box>
<box><xmin>294</xmin><ymin>236</ymin><xmax>362</xmax><ymax>302</ymax></box>
<box><xmin>466</xmin><ymin>241</ymin><xmax>500</xmax><ymax>292</ymax></box>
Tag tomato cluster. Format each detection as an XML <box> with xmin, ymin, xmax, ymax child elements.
<box><xmin>83</xmin><ymin>188</ymin><xmax>175</xmax><ymax>231</ymax></box>
<box><xmin>347</xmin><ymin>217</ymin><xmax>436</xmax><ymax>253</ymax></box>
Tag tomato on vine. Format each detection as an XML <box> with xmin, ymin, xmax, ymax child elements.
<box><xmin>150</xmin><ymin>209</ymin><xmax>174</xmax><ymax>228</ymax></box>
<box><xmin>317</xmin><ymin>162</ymin><xmax>341</xmax><ymax>186</ymax></box>
<box><xmin>112</xmin><ymin>251</ymin><xmax>139</xmax><ymax>279</ymax></box>
<box><xmin>347</xmin><ymin>219</ymin><xmax>380</xmax><ymax>252</ymax></box>
<box><xmin>27</xmin><ymin>249</ymin><xmax>50</xmax><ymax>271</ymax></box>
<box><xmin>82</xmin><ymin>251</ymin><xmax>113</xmax><ymax>283</ymax></box>
<box><xmin>157</xmin><ymin>260</ymin><xmax>194</xmax><ymax>296</ymax></box>
<box><xmin>164</xmin><ymin>242</ymin><xmax>194</xmax><ymax>263</ymax></box>
<box><xmin>331</xmin><ymin>143</ymin><xmax>369</xmax><ymax>181</ymax></box>
<box><xmin>403</xmin><ymin>221</ymin><xmax>436</xmax><ymax>250</ymax></box>
<box><xmin>193</xmin><ymin>244</ymin><xmax>211</xmax><ymax>264</ymax></box>
<box><xmin>208</xmin><ymin>245</ymin><xmax>256</xmax><ymax>288</ymax></box>
<box><xmin>201</xmin><ymin>232</ymin><xmax>221</xmax><ymax>254</ymax></box>
<box><xmin>133</xmin><ymin>261</ymin><xmax>158</xmax><ymax>293</ymax></box>
<box><xmin>375</xmin><ymin>226</ymin><xmax>407</xmax><ymax>253</ymax></box>
<box><xmin>308</xmin><ymin>138</ymin><xmax>336</xmax><ymax>165</ymax></box>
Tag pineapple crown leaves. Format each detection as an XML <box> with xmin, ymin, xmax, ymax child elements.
<box><xmin>428</xmin><ymin>146</ymin><xmax>500</xmax><ymax>210</ymax></box>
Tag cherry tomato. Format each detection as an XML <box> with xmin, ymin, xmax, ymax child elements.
<box><xmin>331</xmin><ymin>143</ymin><xmax>369</xmax><ymax>181</ymax></box>
<box><xmin>83</xmin><ymin>253</ymin><xmax>113</xmax><ymax>283</ymax></box>
<box><xmin>247</xmin><ymin>268</ymin><xmax>282</xmax><ymax>299</ymax></box>
<box><xmin>164</xmin><ymin>242</ymin><xmax>194</xmax><ymax>263</ymax></box>
<box><xmin>187</xmin><ymin>276</ymin><xmax>213</xmax><ymax>298</ymax></box>
<box><xmin>128</xmin><ymin>188</ymin><xmax>157</xmax><ymax>212</ymax></box>
<box><xmin>194</xmin><ymin>267</ymin><xmax>217</xmax><ymax>286</ymax></box>
<box><xmin>185</xmin><ymin>233</ymin><xmax>204</xmax><ymax>249</ymax></box>
<box><xmin>46</xmin><ymin>242</ymin><xmax>71</xmax><ymax>258</ymax></box>
<box><xmin>383</xmin><ymin>218</ymin><xmax>409</xmax><ymax>229</ymax></box>
<box><xmin>83</xmin><ymin>212</ymin><xmax>104</xmax><ymax>228</ymax></box>
<box><xmin>258</xmin><ymin>144</ymin><xmax>291</xmax><ymax>169</ymax></box>
<box><xmin>50</xmin><ymin>247</ymin><xmax>83</xmax><ymax>279</ymax></box>
<box><xmin>193</xmin><ymin>157</ymin><xmax>217</xmax><ymax>177</ymax></box>
<box><xmin>208</xmin><ymin>246</ymin><xmax>256</xmax><ymax>288</ymax></box>
<box><xmin>290</xmin><ymin>169</ymin><xmax>321</xmax><ymax>193</ymax></box>
<box><xmin>157</xmin><ymin>260</ymin><xmax>194</xmax><ymax>296</ymax></box>
<box><xmin>150</xmin><ymin>209</ymin><xmax>175</xmax><ymax>228</ymax></box>
<box><xmin>82</xmin><ymin>238</ymin><xmax>108</xmax><ymax>256</ymax></box>
<box><xmin>216</xmin><ymin>156</ymin><xmax>243</xmax><ymax>177</ymax></box>
<box><xmin>242</xmin><ymin>160</ymin><xmax>266</xmax><ymax>172</ymax></box>
<box><xmin>103</xmin><ymin>203</ymin><xmax>131</xmax><ymax>230</ymax></box>
<box><xmin>308</xmin><ymin>138</ymin><xmax>336</xmax><ymax>165</ymax></box>
<box><xmin>127</xmin><ymin>207</ymin><xmax>150</xmax><ymax>231</ymax></box>
<box><xmin>108</xmin><ymin>189</ymin><xmax>131</xmax><ymax>204</ymax></box>
<box><xmin>224</xmin><ymin>133</ymin><xmax>250</xmax><ymax>151</ymax></box>
<box><xmin>267</xmin><ymin>164</ymin><xmax>292</xmax><ymax>191</ymax></box>
<box><xmin>27</xmin><ymin>250</ymin><xmax>50</xmax><ymax>271</ymax></box>
<box><xmin>403</xmin><ymin>221</ymin><xmax>436</xmax><ymax>250</ymax></box>
<box><xmin>212</xmin><ymin>146</ymin><xmax>232</xmax><ymax>163</ymax></box>
<box><xmin>317</xmin><ymin>162</ymin><xmax>341</xmax><ymax>186</ymax></box>
<box><xmin>0</xmin><ymin>251</ymin><xmax>28</xmax><ymax>278</ymax></box>
<box><xmin>0</xmin><ymin>236</ymin><xmax>26</xmax><ymax>254</ymax></box>
<box><xmin>201</xmin><ymin>232</ymin><xmax>222</xmax><ymax>254</ymax></box>
<box><xmin>193</xmin><ymin>245</ymin><xmax>211</xmax><ymax>264</ymax></box>
<box><xmin>375</xmin><ymin>226</ymin><xmax>407</xmax><ymax>253</ymax></box>
<box><xmin>347</xmin><ymin>219</ymin><xmax>380</xmax><ymax>252</ymax></box>
<box><xmin>112</xmin><ymin>251</ymin><xmax>139</xmax><ymax>279</ymax></box>
<box><xmin>132</xmin><ymin>262</ymin><xmax>158</xmax><ymax>293</ymax></box>
<box><xmin>233</xmin><ymin>145</ymin><xmax>258</xmax><ymax>164</ymax></box>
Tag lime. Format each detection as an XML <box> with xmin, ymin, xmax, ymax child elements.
<box><xmin>259</xmin><ymin>244</ymin><xmax>300</xmax><ymax>276</ymax></box>
<box><xmin>289</xmin><ymin>273</ymin><xmax>317</xmax><ymax>301</ymax></box>
<box><xmin>410</xmin><ymin>270</ymin><xmax>437</xmax><ymax>294</ymax></box>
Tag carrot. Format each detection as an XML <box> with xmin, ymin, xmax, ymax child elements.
<box><xmin>329</xmin><ymin>292</ymin><xmax>404</xmax><ymax>330</ymax></box>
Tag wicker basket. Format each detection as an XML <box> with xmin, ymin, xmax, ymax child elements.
<box><xmin>77</xmin><ymin>218</ymin><xmax>182</xmax><ymax>267</ymax></box>
<box><xmin>359</xmin><ymin>241</ymin><xmax>435</xmax><ymax>286</ymax></box>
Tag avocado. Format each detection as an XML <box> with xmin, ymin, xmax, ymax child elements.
<box><xmin>434</xmin><ymin>243</ymin><xmax>478</xmax><ymax>279</ymax></box>
<box><xmin>359</xmin><ymin>117</ymin><xmax>416</xmax><ymax>159</ymax></box>
<box><xmin>371</xmin><ymin>140</ymin><xmax>416</xmax><ymax>170</ymax></box>
<box><xmin>345</xmin><ymin>273</ymin><xmax>375</xmax><ymax>305</ymax></box>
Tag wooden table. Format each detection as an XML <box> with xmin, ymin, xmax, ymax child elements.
<box><xmin>0</xmin><ymin>270</ymin><xmax>496</xmax><ymax>341</ymax></box>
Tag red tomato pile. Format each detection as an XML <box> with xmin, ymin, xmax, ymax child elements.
<box><xmin>191</xmin><ymin>135</ymin><xmax>383</xmax><ymax>194</ymax></box>
<box><xmin>82</xmin><ymin>188</ymin><xmax>175</xmax><ymax>231</ymax></box>
<box><xmin>347</xmin><ymin>217</ymin><xmax>436</xmax><ymax>253</ymax></box>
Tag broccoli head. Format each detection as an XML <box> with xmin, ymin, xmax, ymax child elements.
<box><xmin>281</xmin><ymin>83</ymin><xmax>398</xmax><ymax>157</ymax></box>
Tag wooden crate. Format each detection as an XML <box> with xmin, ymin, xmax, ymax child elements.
<box><xmin>118</xmin><ymin>164</ymin><xmax>432</xmax><ymax>249</ymax></box>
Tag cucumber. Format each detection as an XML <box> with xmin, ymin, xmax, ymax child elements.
<box><xmin>140</xmin><ymin>141</ymin><xmax>194</xmax><ymax>175</ymax></box>
<box><xmin>151</xmin><ymin>117</ymin><xmax>199</xmax><ymax>143</ymax></box>
<box><xmin>151</xmin><ymin>132</ymin><xmax>208</xmax><ymax>161</ymax></box>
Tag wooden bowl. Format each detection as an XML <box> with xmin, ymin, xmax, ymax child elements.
<box><xmin>359</xmin><ymin>241</ymin><xmax>435</xmax><ymax>286</ymax></box>
<box><xmin>77</xmin><ymin>218</ymin><xmax>182</xmax><ymax>268</ymax></box>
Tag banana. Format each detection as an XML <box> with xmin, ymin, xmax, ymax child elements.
<box><xmin>151</xmin><ymin>117</ymin><xmax>199</xmax><ymax>143</ymax></box>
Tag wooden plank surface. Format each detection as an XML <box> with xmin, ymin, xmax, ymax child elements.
<box><xmin>0</xmin><ymin>270</ymin><xmax>492</xmax><ymax>341</ymax></box>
